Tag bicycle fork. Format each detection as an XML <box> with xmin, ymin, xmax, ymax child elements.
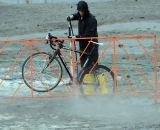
<box><xmin>41</xmin><ymin>55</ymin><xmax>56</xmax><ymax>73</ymax></box>
<box><xmin>41</xmin><ymin>51</ymin><xmax>59</xmax><ymax>73</ymax></box>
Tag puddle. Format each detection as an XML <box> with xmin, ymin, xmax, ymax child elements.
<box><xmin>0</xmin><ymin>0</ymin><xmax>113</xmax><ymax>4</ymax></box>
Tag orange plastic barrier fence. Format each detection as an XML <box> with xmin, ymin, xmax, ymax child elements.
<box><xmin>0</xmin><ymin>34</ymin><xmax>158</xmax><ymax>102</ymax></box>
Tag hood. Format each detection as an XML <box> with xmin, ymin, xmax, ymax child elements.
<box><xmin>77</xmin><ymin>1</ymin><xmax>89</xmax><ymax>18</ymax></box>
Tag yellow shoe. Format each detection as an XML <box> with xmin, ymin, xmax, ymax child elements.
<box><xmin>84</xmin><ymin>74</ymin><xmax>95</xmax><ymax>94</ymax></box>
<box><xmin>97</xmin><ymin>74</ymin><xmax>108</xmax><ymax>94</ymax></box>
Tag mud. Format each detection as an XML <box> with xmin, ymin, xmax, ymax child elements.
<box><xmin>0</xmin><ymin>0</ymin><xmax>160</xmax><ymax>129</ymax></box>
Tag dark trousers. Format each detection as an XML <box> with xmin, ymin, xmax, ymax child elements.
<box><xmin>80</xmin><ymin>46</ymin><xmax>99</xmax><ymax>68</ymax></box>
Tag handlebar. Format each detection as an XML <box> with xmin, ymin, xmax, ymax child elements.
<box><xmin>45</xmin><ymin>33</ymin><xmax>103</xmax><ymax>52</ymax></box>
<box><xmin>48</xmin><ymin>33</ymin><xmax>57</xmax><ymax>39</ymax></box>
<box><xmin>45</xmin><ymin>33</ymin><xmax>64</xmax><ymax>50</ymax></box>
<box><xmin>46</xmin><ymin>33</ymin><xmax>64</xmax><ymax>43</ymax></box>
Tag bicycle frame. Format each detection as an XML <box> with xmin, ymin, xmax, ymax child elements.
<box><xmin>51</xmin><ymin>43</ymin><xmax>94</xmax><ymax>82</ymax></box>
<box><xmin>45</xmin><ymin>21</ymin><xmax>99</xmax><ymax>84</ymax></box>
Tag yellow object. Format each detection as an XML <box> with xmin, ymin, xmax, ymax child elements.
<box><xmin>84</xmin><ymin>74</ymin><xmax>95</xmax><ymax>94</ymax></box>
<box><xmin>97</xmin><ymin>74</ymin><xmax>108</xmax><ymax>94</ymax></box>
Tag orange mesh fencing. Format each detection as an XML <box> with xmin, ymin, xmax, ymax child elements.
<box><xmin>0</xmin><ymin>34</ymin><xmax>158</xmax><ymax>102</ymax></box>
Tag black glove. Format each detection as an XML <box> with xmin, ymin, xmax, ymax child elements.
<box><xmin>67</xmin><ymin>15</ymin><xmax>74</xmax><ymax>21</ymax></box>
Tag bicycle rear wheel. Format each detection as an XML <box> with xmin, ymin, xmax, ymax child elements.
<box><xmin>22</xmin><ymin>52</ymin><xmax>62</xmax><ymax>92</ymax></box>
<box><xmin>79</xmin><ymin>65</ymin><xmax>116</xmax><ymax>97</ymax></box>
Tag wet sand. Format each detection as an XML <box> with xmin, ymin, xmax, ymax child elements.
<box><xmin>0</xmin><ymin>0</ymin><xmax>160</xmax><ymax>129</ymax></box>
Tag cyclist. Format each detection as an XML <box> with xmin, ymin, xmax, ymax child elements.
<box><xmin>67</xmin><ymin>0</ymin><xmax>98</xmax><ymax>69</ymax></box>
<box><xmin>67</xmin><ymin>1</ymin><xmax>108</xmax><ymax>94</ymax></box>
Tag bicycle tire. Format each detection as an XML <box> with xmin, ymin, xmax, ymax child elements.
<box><xmin>22</xmin><ymin>52</ymin><xmax>62</xmax><ymax>92</ymax></box>
<box><xmin>79</xmin><ymin>65</ymin><xmax>116</xmax><ymax>97</ymax></box>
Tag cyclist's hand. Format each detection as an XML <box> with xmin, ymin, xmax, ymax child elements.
<box><xmin>67</xmin><ymin>15</ymin><xmax>74</xmax><ymax>21</ymax></box>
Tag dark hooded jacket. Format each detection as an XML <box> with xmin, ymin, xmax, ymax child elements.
<box><xmin>72</xmin><ymin>1</ymin><xmax>98</xmax><ymax>51</ymax></box>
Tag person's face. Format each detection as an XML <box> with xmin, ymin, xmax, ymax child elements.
<box><xmin>79</xmin><ymin>10</ymin><xmax>85</xmax><ymax>17</ymax></box>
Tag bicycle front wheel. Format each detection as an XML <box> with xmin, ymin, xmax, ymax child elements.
<box><xmin>22</xmin><ymin>52</ymin><xmax>62</xmax><ymax>92</ymax></box>
<box><xmin>79</xmin><ymin>65</ymin><xmax>116</xmax><ymax>95</ymax></box>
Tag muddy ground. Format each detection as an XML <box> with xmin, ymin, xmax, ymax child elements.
<box><xmin>0</xmin><ymin>0</ymin><xmax>160</xmax><ymax>129</ymax></box>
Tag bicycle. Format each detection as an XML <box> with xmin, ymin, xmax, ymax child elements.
<box><xmin>22</xmin><ymin>33</ymin><xmax>116</xmax><ymax>97</ymax></box>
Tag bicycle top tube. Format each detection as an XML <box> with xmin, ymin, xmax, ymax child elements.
<box><xmin>46</xmin><ymin>33</ymin><xmax>104</xmax><ymax>58</ymax></box>
<box><xmin>46</xmin><ymin>33</ymin><xmax>90</xmax><ymax>56</ymax></box>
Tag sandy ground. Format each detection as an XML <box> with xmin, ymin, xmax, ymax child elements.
<box><xmin>0</xmin><ymin>0</ymin><xmax>160</xmax><ymax>129</ymax></box>
<box><xmin>0</xmin><ymin>0</ymin><xmax>160</xmax><ymax>37</ymax></box>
